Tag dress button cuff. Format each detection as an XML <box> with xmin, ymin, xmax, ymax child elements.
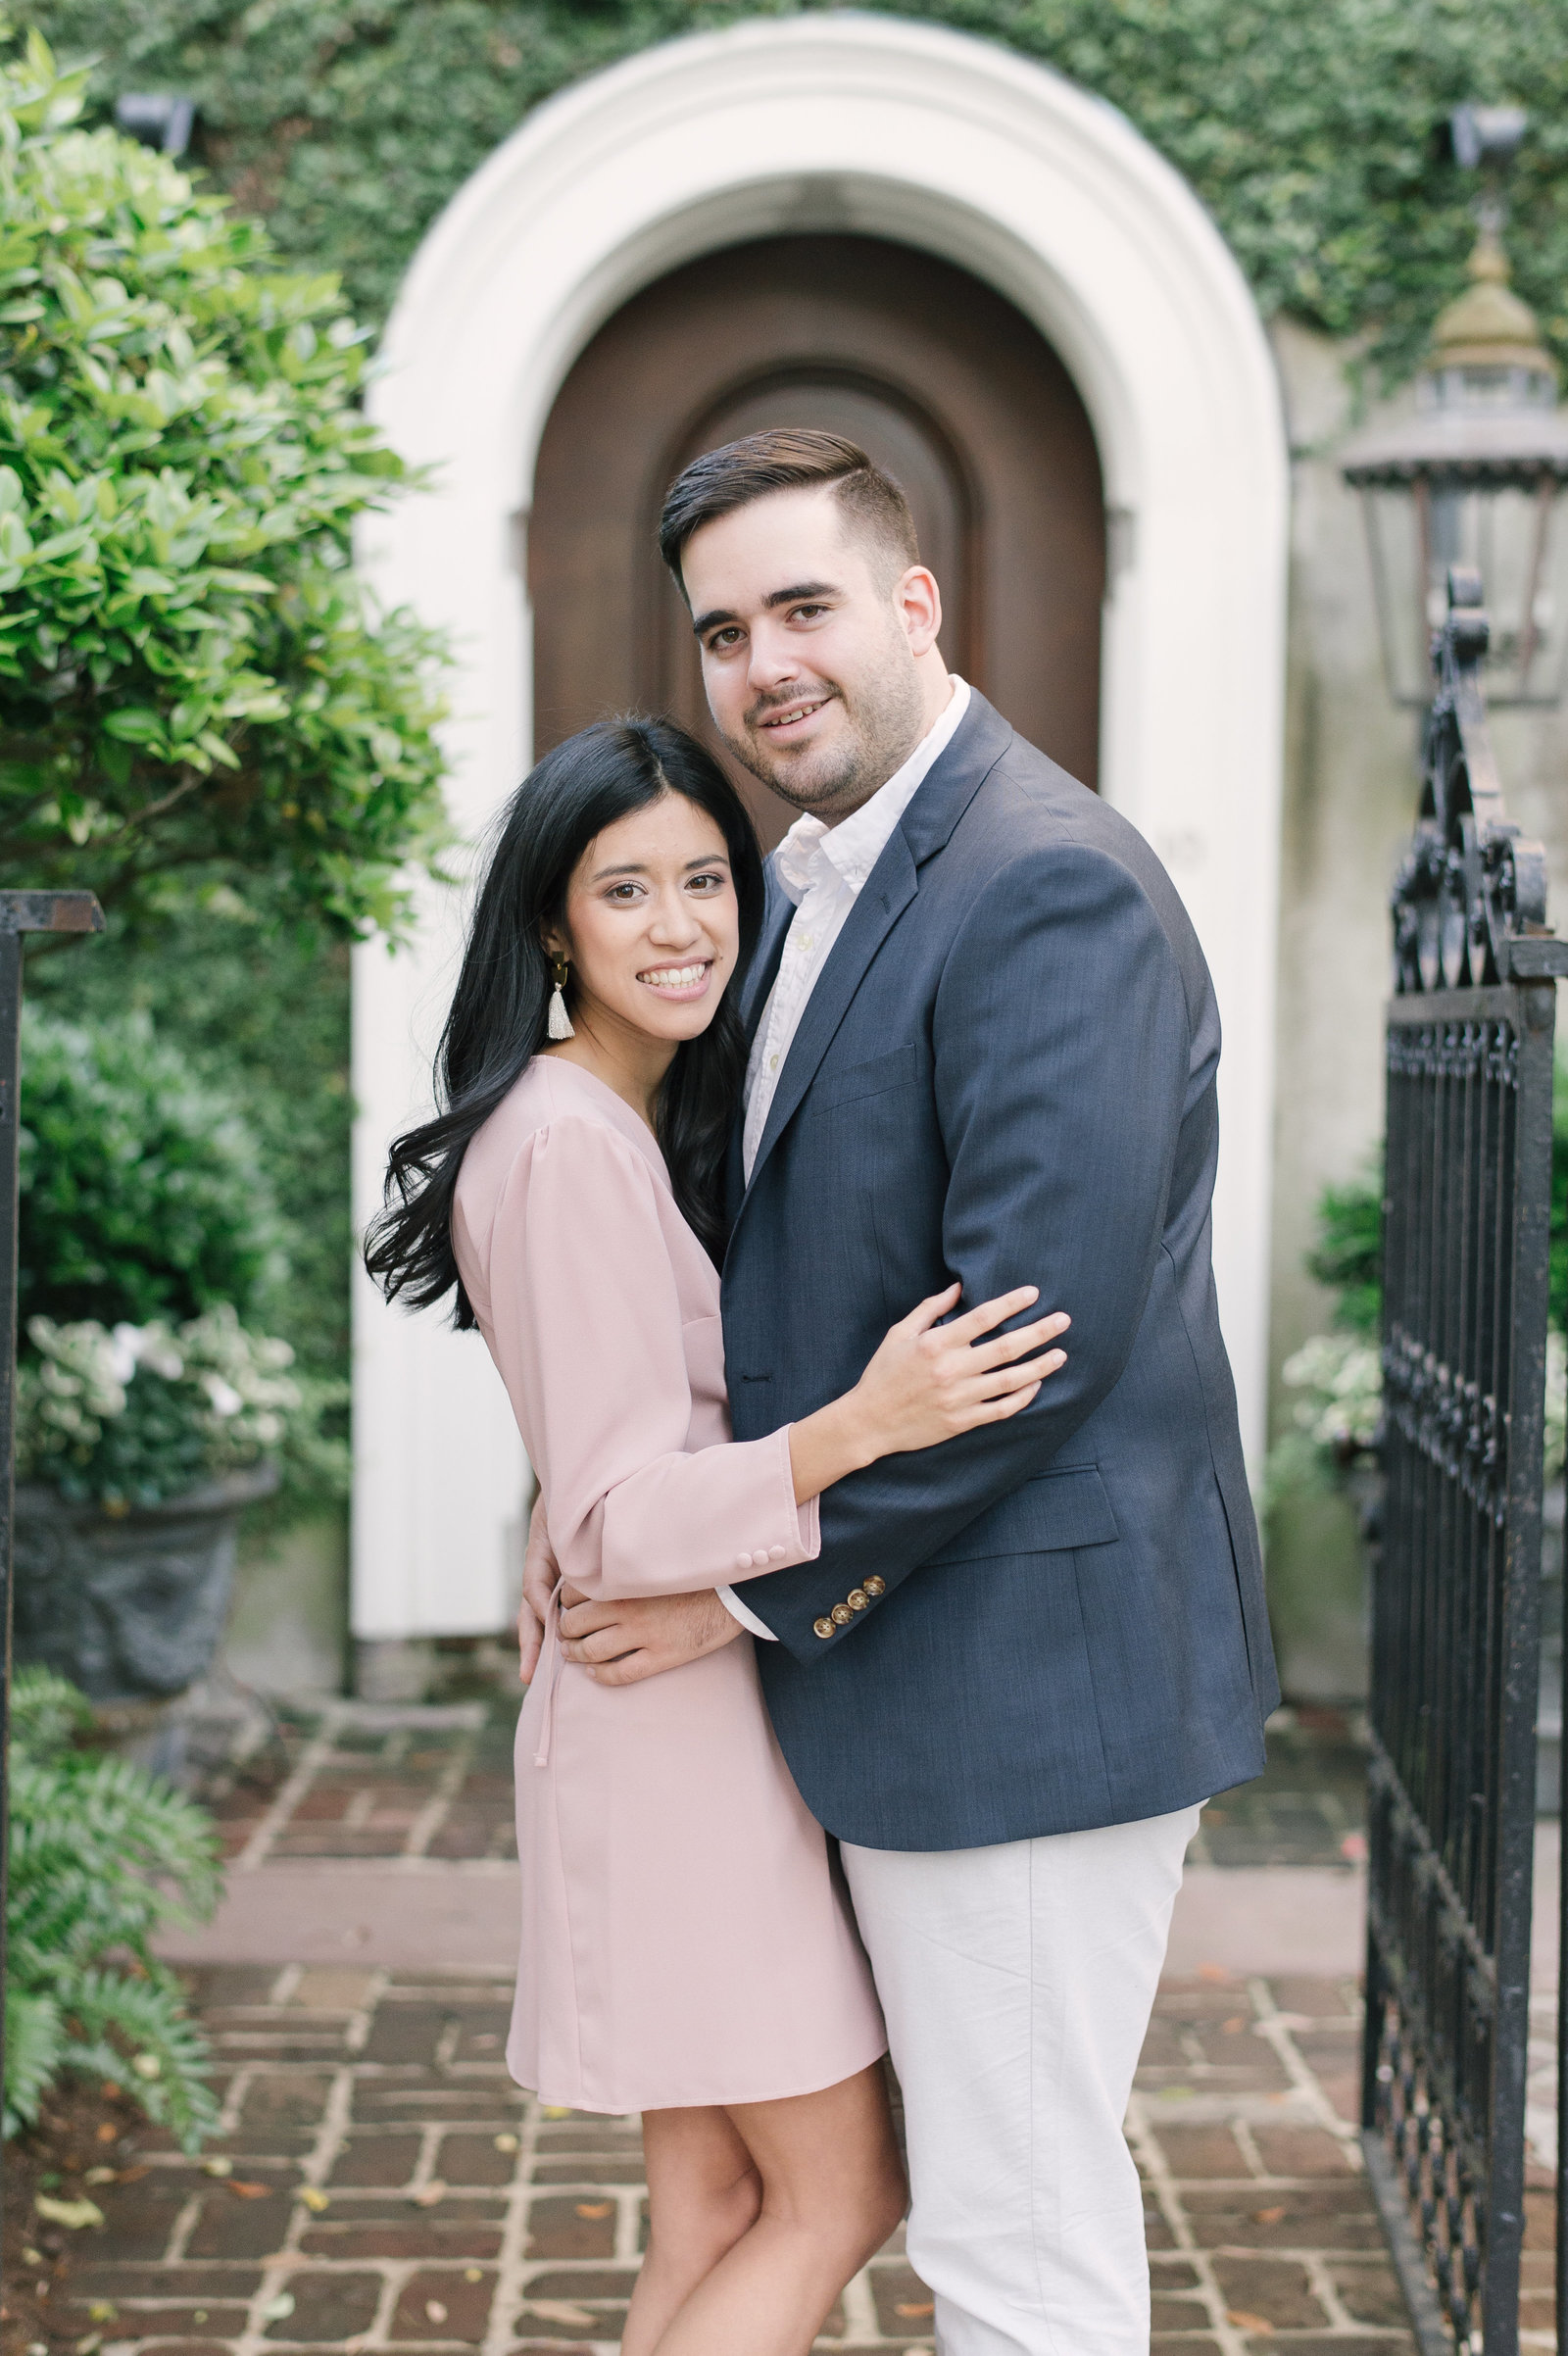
<box><xmin>736</xmin><ymin>1551</ymin><xmax>754</xmax><ymax>1570</ymax></box>
<box><xmin>768</xmin><ymin>1545</ymin><xmax>786</xmax><ymax>1561</ymax></box>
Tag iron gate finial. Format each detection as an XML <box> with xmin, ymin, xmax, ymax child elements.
<box><xmin>1393</xmin><ymin>566</ymin><xmax>1552</xmax><ymax>994</ymax></box>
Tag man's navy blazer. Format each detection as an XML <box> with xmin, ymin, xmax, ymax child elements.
<box><xmin>722</xmin><ymin>691</ymin><xmax>1279</xmax><ymax>1852</ymax></box>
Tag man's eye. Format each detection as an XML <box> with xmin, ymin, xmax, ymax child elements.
<box><xmin>707</xmin><ymin>627</ymin><xmax>741</xmax><ymax>652</ymax></box>
<box><xmin>790</xmin><ymin>605</ymin><xmax>825</xmax><ymax>621</ymax></box>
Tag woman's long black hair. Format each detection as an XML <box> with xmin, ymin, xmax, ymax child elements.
<box><xmin>364</xmin><ymin>716</ymin><xmax>764</xmax><ymax>1325</ymax></box>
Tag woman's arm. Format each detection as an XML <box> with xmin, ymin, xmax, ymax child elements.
<box><xmin>491</xmin><ymin>1115</ymin><xmax>1066</xmax><ymax>1605</ymax></box>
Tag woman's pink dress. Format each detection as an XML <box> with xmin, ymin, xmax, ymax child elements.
<box><xmin>452</xmin><ymin>1055</ymin><xmax>886</xmax><ymax>2114</ymax></box>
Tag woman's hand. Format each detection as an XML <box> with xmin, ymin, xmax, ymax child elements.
<box><xmin>851</xmin><ymin>1283</ymin><xmax>1069</xmax><ymax>1456</ymax></box>
<box><xmin>787</xmin><ymin>1283</ymin><xmax>1069</xmax><ymax>1503</ymax></box>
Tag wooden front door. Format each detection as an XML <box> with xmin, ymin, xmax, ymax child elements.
<box><xmin>530</xmin><ymin>234</ymin><xmax>1104</xmax><ymax>848</ymax></box>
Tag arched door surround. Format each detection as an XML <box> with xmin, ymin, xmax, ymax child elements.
<box><xmin>353</xmin><ymin>14</ymin><xmax>1289</xmax><ymax>1647</ymax></box>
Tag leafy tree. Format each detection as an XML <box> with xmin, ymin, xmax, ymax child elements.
<box><xmin>0</xmin><ymin>25</ymin><xmax>450</xmax><ymax>931</ymax></box>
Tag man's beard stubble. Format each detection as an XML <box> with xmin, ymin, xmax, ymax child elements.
<box><xmin>719</xmin><ymin>640</ymin><xmax>927</xmax><ymax>823</ymax></box>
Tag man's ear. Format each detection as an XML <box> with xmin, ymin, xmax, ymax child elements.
<box><xmin>895</xmin><ymin>564</ymin><xmax>944</xmax><ymax>660</ymax></box>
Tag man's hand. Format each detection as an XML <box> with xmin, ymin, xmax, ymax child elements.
<box><xmin>518</xmin><ymin>1493</ymin><xmax>561</xmax><ymax>1684</ymax></box>
<box><xmin>558</xmin><ymin>1587</ymin><xmax>744</xmax><ymax>1685</ymax></box>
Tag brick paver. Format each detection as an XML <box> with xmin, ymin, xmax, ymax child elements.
<box><xmin>16</xmin><ymin>1969</ymin><xmax>1444</xmax><ymax>2356</ymax></box>
<box><xmin>198</xmin><ymin>1705</ymin><xmax>517</xmax><ymax>1873</ymax></box>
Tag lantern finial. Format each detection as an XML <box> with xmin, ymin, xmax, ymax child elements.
<box><xmin>1429</xmin><ymin>219</ymin><xmax>1556</xmax><ymax>389</ymax></box>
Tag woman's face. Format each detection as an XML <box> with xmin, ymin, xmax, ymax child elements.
<box><xmin>548</xmin><ymin>793</ymin><xmax>741</xmax><ymax>1050</ymax></box>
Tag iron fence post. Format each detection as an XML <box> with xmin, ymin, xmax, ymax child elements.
<box><xmin>0</xmin><ymin>892</ymin><xmax>103</xmax><ymax>2239</ymax></box>
<box><xmin>1364</xmin><ymin>573</ymin><xmax>1568</xmax><ymax>2354</ymax></box>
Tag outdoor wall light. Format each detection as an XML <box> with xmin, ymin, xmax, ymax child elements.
<box><xmin>113</xmin><ymin>92</ymin><xmax>195</xmax><ymax>158</ymax></box>
<box><xmin>1341</xmin><ymin>105</ymin><xmax>1568</xmax><ymax>709</ymax></box>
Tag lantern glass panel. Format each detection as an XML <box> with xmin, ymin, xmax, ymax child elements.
<box><xmin>1359</xmin><ymin>474</ymin><xmax>1567</xmax><ymax>707</ymax></box>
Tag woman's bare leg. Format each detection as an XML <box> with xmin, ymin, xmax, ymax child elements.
<box><xmin>650</xmin><ymin>2061</ymin><xmax>906</xmax><ymax>2356</ymax></box>
<box><xmin>620</xmin><ymin>2107</ymin><xmax>761</xmax><ymax>2356</ymax></box>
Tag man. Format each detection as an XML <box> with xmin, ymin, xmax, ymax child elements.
<box><xmin>545</xmin><ymin>430</ymin><xmax>1278</xmax><ymax>2355</ymax></box>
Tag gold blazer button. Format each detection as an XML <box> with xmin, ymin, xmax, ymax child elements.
<box><xmin>813</xmin><ymin>1617</ymin><xmax>835</xmax><ymax>1641</ymax></box>
<box><xmin>863</xmin><ymin>1576</ymin><xmax>887</xmax><ymax>1597</ymax></box>
<box><xmin>831</xmin><ymin>1602</ymin><xmax>854</xmax><ymax>1626</ymax></box>
<box><xmin>848</xmin><ymin>1589</ymin><xmax>869</xmax><ymax>1611</ymax></box>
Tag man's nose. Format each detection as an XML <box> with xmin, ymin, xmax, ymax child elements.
<box><xmin>746</xmin><ymin>622</ymin><xmax>803</xmax><ymax>692</ymax></box>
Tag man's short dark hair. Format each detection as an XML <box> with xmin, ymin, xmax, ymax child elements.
<box><xmin>658</xmin><ymin>429</ymin><xmax>919</xmax><ymax>590</ymax></box>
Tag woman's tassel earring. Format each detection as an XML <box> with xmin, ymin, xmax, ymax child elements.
<box><xmin>547</xmin><ymin>953</ymin><xmax>575</xmax><ymax>1042</ymax></box>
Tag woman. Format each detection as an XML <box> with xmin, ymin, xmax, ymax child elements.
<box><xmin>366</xmin><ymin>717</ymin><xmax>1068</xmax><ymax>2356</ymax></box>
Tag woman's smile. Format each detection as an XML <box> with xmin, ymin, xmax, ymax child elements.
<box><xmin>636</xmin><ymin>957</ymin><xmax>714</xmax><ymax>1001</ymax></box>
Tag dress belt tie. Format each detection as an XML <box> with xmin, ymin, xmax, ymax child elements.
<box><xmin>532</xmin><ymin>1580</ymin><xmax>564</xmax><ymax>1769</ymax></box>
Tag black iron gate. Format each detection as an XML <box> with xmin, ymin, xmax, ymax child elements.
<box><xmin>1362</xmin><ymin>568</ymin><xmax>1568</xmax><ymax>2354</ymax></box>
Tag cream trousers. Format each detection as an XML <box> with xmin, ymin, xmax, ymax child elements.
<box><xmin>841</xmin><ymin>1803</ymin><xmax>1200</xmax><ymax>2356</ymax></box>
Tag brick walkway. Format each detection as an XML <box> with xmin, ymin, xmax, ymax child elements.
<box><xmin>27</xmin><ymin>1967</ymin><xmax>1460</xmax><ymax>2356</ymax></box>
<box><xmin>20</xmin><ymin>1695</ymin><xmax>1547</xmax><ymax>2351</ymax></box>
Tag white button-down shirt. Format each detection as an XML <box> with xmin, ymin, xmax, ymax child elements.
<box><xmin>742</xmin><ymin>676</ymin><xmax>970</xmax><ymax>1182</ymax></box>
<box><xmin>721</xmin><ymin>676</ymin><xmax>971</xmax><ymax>1638</ymax></box>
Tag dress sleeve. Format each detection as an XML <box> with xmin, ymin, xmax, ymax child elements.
<box><xmin>486</xmin><ymin>1112</ymin><xmax>820</xmax><ymax>1601</ymax></box>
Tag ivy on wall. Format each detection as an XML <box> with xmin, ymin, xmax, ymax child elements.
<box><xmin>22</xmin><ymin>0</ymin><xmax>1568</xmax><ymax>383</ymax></box>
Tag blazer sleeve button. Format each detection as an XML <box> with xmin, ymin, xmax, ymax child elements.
<box><xmin>863</xmin><ymin>1575</ymin><xmax>887</xmax><ymax>1597</ymax></box>
<box><xmin>768</xmin><ymin>1545</ymin><xmax>786</xmax><ymax>1561</ymax></box>
<box><xmin>831</xmin><ymin>1602</ymin><xmax>854</xmax><ymax>1626</ymax></box>
<box><xmin>736</xmin><ymin>1552</ymin><xmax>754</xmax><ymax>1570</ymax></box>
<box><xmin>813</xmin><ymin>1616</ymin><xmax>835</xmax><ymax>1640</ymax></box>
<box><xmin>848</xmin><ymin>1589</ymin><xmax>869</xmax><ymax>1611</ymax></box>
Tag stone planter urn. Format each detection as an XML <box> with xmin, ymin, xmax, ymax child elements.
<box><xmin>13</xmin><ymin>1462</ymin><xmax>279</xmax><ymax>1718</ymax></box>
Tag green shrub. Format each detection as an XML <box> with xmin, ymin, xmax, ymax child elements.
<box><xmin>19</xmin><ymin>1003</ymin><xmax>281</xmax><ymax>1331</ymax></box>
<box><xmin>5</xmin><ymin>1666</ymin><xmax>222</xmax><ymax>2150</ymax></box>
<box><xmin>0</xmin><ymin>25</ymin><xmax>451</xmax><ymax>934</ymax></box>
<box><xmin>1305</xmin><ymin>1160</ymin><xmax>1383</xmax><ymax>1340</ymax></box>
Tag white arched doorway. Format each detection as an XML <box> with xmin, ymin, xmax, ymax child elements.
<box><xmin>352</xmin><ymin>14</ymin><xmax>1289</xmax><ymax>1653</ymax></box>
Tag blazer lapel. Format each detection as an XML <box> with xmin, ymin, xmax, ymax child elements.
<box><xmin>738</xmin><ymin>693</ymin><xmax>1014</xmax><ymax>1201</ymax></box>
<box><xmin>741</xmin><ymin>875</ymin><xmax>793</xmax><ymax>1046</ymax></box>
<box><xmin>743</xmin><ymin>827</ymin><xmax>918</xmax><ymax>1195</ymax></box>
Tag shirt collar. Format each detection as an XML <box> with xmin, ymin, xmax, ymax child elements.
<box><xmin>773</xmin><ymin>677</ymin><xmax>971</xmax><ymax>907</ymax></box>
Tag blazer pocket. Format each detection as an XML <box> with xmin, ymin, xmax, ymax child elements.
<box><xmin>808</xmin><ymin>1041</ymin><xmax>919</xmax><ymax>1114</ymax></box>
<box><xmin>925</xmin><ymin>1465</ymin><xmax>1119</xmax><ymax>1565</ymax></box>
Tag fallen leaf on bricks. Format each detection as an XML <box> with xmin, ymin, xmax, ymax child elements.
<box><xmin>82</xmin><ymin>2169</ymin><xmax>116</xmax><ymax>2187</ymax></box>
<box><xmin>896</xmin><ymin>2304</ymin><xmax>936</xmax><ymax>2320</ymax></box>
<box><xmin>424</xmin><ymin>2302</ymin><xmax>447</xmax><ymax>2324</ymax></box>
<box><xmin>1222</xmin><ymin>2017</ymin><xmax>1247</xmax><ymax>2035</ymax></box>
<box><xmin>529</xmin><ymin>2303</ymin><xmax>597</xmax><ymax>2328</ymax></box>
<box><xmin>1198</xmin><ymin>1963</ymin><xmax>1231</xmax><ymax>1983</ymax></box>
<box><xmin>1227</xmin><ymin>2315</ymin><xmax>1275</xmax><ymax>2335</ymax></box>
<box><xmin>33</xmin><ymin>2198</ymin><xmax>103</xmax><ymax>2232</ymax></box>
<box><xmin>202</xmin><ymin>2157</ymin><xmax>232</xmax><ymax>2179</ymax></box>
<box><xmin>493</xmin><ymin>2134</ymin><xmax>519</xmax><ymax>2154</ymax></box>
<box><xmin>298</xmin><ymin>2187</ymin><xmax>330</xmax><ymax>2214</ymax></box>
<box><xmin>410</xmin><ymin>2181</ymin><xmax>447</xmax><ymax>2208</ymax></box>
<box><xmin>1251</xmin><ymin>2206</ymin><xmax>1287</xmax><ymax>2227</ymax></box>
<box><xmin>540</xmin><ymin>2106</ymin><xmax>572</xmax><ymax>2120</ymax></box>
<box><xmin>574</xmin><ymin>2202</ymin><xmax>612</xmax><ymax>2220</ymax></box>
<box><xmin>229</xmin><ymin>2183</ymin><xmax>271</xmax><ymax>2200</ymax></box>
<box><xmin>94</xmin><ymin>2125</ymin><xmax>116</xmax><ymax>2145</ymax></box>
<box><xmin>259</xmin><ymin>2294</ymin><xmax>295</xmax><ymax>2323</ymax></box>
<box><xmin>463</xmin><ymin>2270</ymin><xmax>483</xmax><ymax>2284</ymax></box>
<box><xmin>87</xmin><ymin>2306</ymin><xmax>117</xmax><ymax>2325</ymax></box>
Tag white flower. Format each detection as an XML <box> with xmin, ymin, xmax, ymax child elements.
<box><xmin>201</xmin><ymin>1374</ymin><xmax>243</xmax><ymax>1418</ymax></box>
